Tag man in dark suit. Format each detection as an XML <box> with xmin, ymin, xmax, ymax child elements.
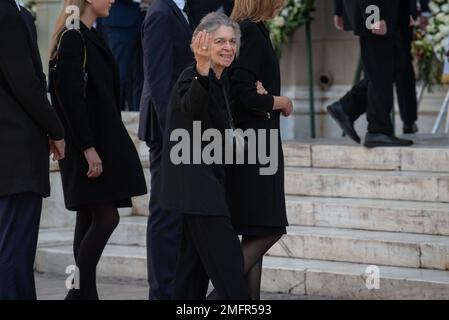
<box><xmin>328</xmin><ymin>0</ymin><xmax>428</xmax><ymax>147</ymax></box>
<box><xmin>0</xmin><ymin>0</ymin><xmax>65</xmax><ymax>299</ymax></box>
<box><xmin>102</xmin><ymin>0</ymin><xmax>151</xmax><ymax>111</ymax></box>
<box><xmin>185</xmin><ymin>0</ymin><xmax>234</xmax><ymax>28</ymax></box>
<box><xmin>138</xmin><ymin>0</ymin><xmax>194</xmax><ymax>300</ymax></box>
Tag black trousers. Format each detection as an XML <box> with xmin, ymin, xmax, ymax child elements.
<box><xmin>173</xmin><ymin>214</ymin><xmax>249</xmax><ymax>300</ymax></box>
<box><xmin>360</xmin><ymin>35</ymin><xmax>401</xmax><ymax>135</ymax></box>
<box><xmin>395</xmin><ymin>27</ymin><xmax>418</xmax><ymax>126</ymax></box>
<box><xmin>147</xmin><ymin>139</ymin><xmax>181</xmax><ymax>300</ymax></box>
<box><xmin>0</xmin><ymin>193</ymin><xmax>42</xmax><ymax>300</ymax></box>
<box><xmin>341</xmin><ymin>29</ymin><xmax>417</xmax><ymax>129</ymax></box>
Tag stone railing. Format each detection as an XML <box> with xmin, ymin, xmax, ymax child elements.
<box><xmin>35</xmin><ymin>0</ymin><xmax>62</xmax><ymax>75</ymax></box>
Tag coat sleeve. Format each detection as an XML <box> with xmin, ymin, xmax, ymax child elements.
<box><xmin>0</xmin><ymin>11</ymin><xmax>64</xmax><ymax>140</ymax></box>
<box><xmin>54</xmin><ymin>30</ymin><xmax>95</xmax><ymax>151</ymax></box>
<box><xmin>142</xmin><ymin>11</ymin><xmax>174</xmax><ymax>133</ymax></box>
<box><xmin>334</xmin><ymin>0</ymin><xmax>343</xmax><ymax>16</ymax></box>
<box><xmin>419</xmin><ymin>0</ymin><xmax>430</xmax><ymax>13</ymax></box>
<box><xmin>177</xmin><ymin>70</ymin><xmax>210</xmax><ymax>120</ymax></box>
<box><xmin>230</xmin><ymin>23</ymin><xmax>274</xmax><ymax>113</ymax></box>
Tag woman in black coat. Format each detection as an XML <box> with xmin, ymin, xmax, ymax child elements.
<box><xmin>49</xmin><ymin>0</ymin><xmax>147</xmax><ymax>300</ymax></box>
<box><xmin>160</xmin><ymin>12</ymin><xmax>249</xmax><ymax>300</ymax></box>
<box><xmin>226</xmin><ymin>0</ymin><xmax>293</xmax><ymax>300</ymax></box>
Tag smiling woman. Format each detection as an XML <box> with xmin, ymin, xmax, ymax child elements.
<box><xmin>158</xmin><ymin>12</ymin><xmax>251</xmax><ymax>300</ymax></box>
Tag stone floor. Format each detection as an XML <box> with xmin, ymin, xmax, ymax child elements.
<box><xmin>35</xmin><ymin>272</ymin><xmax>328</xmax><ymax>300</ymax></box>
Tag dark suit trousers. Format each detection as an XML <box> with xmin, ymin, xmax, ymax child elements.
<box><xmin>360</xmin><ymin>35</ymin><xmax>401</xmax><ymax>135</ymax></box>
<box><xmin>395</xmin><ymin>27</ymin><xmax>418</xmax><ymax>126</ymax></box>
<box><xmin>0</xmin><ymin>193</ymin><xmax>42</xmax><ymax>300</ymax></box>
<box><xmin>147</xmin><ymin>140</ymin><xmax>181</xmax><ymax>300</ymax></box>
<box><xmin>340</xmin><ymin>77</ymin><xmax>369</xmax><ymax>122</ymax></box>
<box><xmin>104</xmin><ymin>23</ymin><xmax>144</xmax><ymax>111</ymax></box>
<box><xmin>174</xmin><ymin>214</ymin><xmax>249</xmax><ymax>300</ymax></box>
<box><xmin>341</xmin><ymin>31</ymin><xmax>416</xmax><ymax>130</ymax></box>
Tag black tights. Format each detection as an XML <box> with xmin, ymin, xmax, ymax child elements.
<box><xmin>65</xmin><ymin>203</ymin><xmax>120</xmax><ymax>300</ymax></box>
<box><xmin>208</xmin><ymin>234</ymin><xmax>282</xmax><ymax>300</ymax></box>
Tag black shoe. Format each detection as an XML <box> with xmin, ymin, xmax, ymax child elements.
<box><xmin>403</xmin><ymin>123</ymin><xmax>418</xmax><ymax>134</ymax></box>
<box><xmin>327</xmin><ymin>102</ymin><xmax>361</xmax><ymax>144</ymax></box>
<box><xmin>364</xmin><ymin>133</ymin><xmax>414</xmax><ymax>148</ymax></box>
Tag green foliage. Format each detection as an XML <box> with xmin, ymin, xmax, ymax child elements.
<box><xmin>267</xmin><ymin>0</ymin><xmax>315</xmax><ymax>57</ymax></box>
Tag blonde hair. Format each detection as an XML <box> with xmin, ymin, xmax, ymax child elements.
<box><xmin>231</xmin><ymin>0</ymin><xmax>280</xmax><ymax>23</ymax></box>
<box><xmin>49</xmin><ymin>0</ymin><xmax>88</xmax><ymax>60</ymax></box>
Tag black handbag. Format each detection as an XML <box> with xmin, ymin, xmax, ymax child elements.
<box><xmin>48</xmin><ymin>28</ymin><xmax>88</xmax><ymax>97</ymax></box>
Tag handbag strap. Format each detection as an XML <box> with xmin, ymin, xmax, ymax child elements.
<box><xmin>56</xmin><ymin>28</ymin><xmax>87</xmax><ymax>73</ymax></box>
<box><xmin>221</xmin><ymin>85</ymin><xmax>236</xmax><ymax>129</ymax></box>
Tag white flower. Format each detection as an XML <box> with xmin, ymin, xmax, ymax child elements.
<box><xmin>442</xmin><ymin>4</ymin><xmax>449</xmax><ymax>13</ymax></box>
<box><xmin>429</xmin><ymin>2</ymin><xmax>440</xmax><ymax>14</ymax></box>
<box><xmin>273</xmin><ymin>16</ymin><xmax>286</xmax><ymax>27</ymax></box>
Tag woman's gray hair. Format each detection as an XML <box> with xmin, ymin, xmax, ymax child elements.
<box><xmin>193</xmin><ymin>12</ymin><xmax>242</xmax><ymax>56</ymax></box>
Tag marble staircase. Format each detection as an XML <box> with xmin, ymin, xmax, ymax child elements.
<box><xmin>35</xmin><ymin>133</ymin><xmax>449</xmax><ymax>299</ymax></box>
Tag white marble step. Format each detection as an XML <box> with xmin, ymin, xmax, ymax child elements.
<box><xmin>132</xmin><ymin>196</ymin><xmax>449</xmax><ymax>236</ymax></box>
<box><xmin>34</xmin><ymin>245</ymin><xmax>449</xmax><ymax>299</ymax></box>
<box><xmin>286</xmin><ymin>196</ymin><xmax>449</xmax><ymax>236</ymax></box>
<box><xmin>283</xmin><ymin>134</ymin><xmax>449</xmax><ymax>172</ymax></box>
<box><xmin>285</xmin><ymin>167</ymin><xmax>449</xmax><ymax>202</ymax></box>
<box><xmin>270</xmin><ymin>226</ymin><xmax>449</xmax><ymax>270</ymax></box>
<box><xmin>39</xmin><ymin>218</ymin><xmax>449</xmax><ymax>270</ymax></box>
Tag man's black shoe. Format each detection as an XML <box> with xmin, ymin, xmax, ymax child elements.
<box><xmin>364</xmin><ymin>133</ymin><xmax>414</xmax><ymax>148</ymax></box>
<box><xmin>403</xmin><ymin>123</ymin><xmax>418</xmax><ymax>134</ymax></box>
<box><xmin>327</xmin><ymin>102</ymin><xmax>361</xmax><ymax>144</ymax></box>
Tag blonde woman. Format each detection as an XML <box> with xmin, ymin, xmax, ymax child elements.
<box><xmin>49</xmin><ymin>0</ymin><xmax>147</xmax><ymax>299</ymax></box>
<box><xmin>223</xmin><ymin>0</ymin><xmax>292</xmax><ymax>300</ymax></box>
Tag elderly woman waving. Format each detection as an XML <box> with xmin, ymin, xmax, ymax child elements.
<box><xmin>159</xmin><ymin>12</ymin><xmax>249</xmax><ymax>300</ymax></box>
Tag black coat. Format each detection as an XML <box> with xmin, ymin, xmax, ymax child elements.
<box><xmin>343</xmin><ymin>0</ymin><xmax>411</xmax><ymax>37</ymax></box>
<box><xmin>49</xmin><ymin>23</ymin><xmax>147</xmax><ymax>210</ymax></box>
<box><xmin>333</xmin><ymin>0</ymin><xmax>352</xmax><ymax>31</ymax></box>
<box><xmin>160</xmin><ymin>65</ymin><xmax>230</xmax><ymax>217</ymax></box>
<box><xmin>226</xmin><ymin>20</ymin><xmax>288</xmax><ymax>233</ymax></box>
<box><xmin>335</xmin><ymin>0</ymin><xmax>428</xmax><ymax>32</ymax></box>
<box><xmin>0</xmin><ymin>0</ymin><xmax>65</xmax><ymax>198</ymax></box>
<box><xmin>185</xmin><ymin>0</ymin><xmax>234</xmax><ymax>28</ymax></box>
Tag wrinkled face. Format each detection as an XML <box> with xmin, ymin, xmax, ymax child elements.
<box><xmin>90</xmin><ymin>0</ymin><xmax>115</xmax><ymax>17</ymax></box>
<box><xmin>210</xmin><ymin>26</ymin><xmax>237</xmax><ymax>69</ymax></box>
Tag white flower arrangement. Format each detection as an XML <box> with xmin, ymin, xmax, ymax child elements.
<box><xmin>267</xmin><ymin>0</ymin><xmax>315</xmax><ymax>57</ymax></box>
<box><xmin>425</xmin><ymin>0</ymin><xmax>449</xmax><ymax>61</ymax></box>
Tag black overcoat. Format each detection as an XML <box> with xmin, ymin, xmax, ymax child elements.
<box><xmin>226</xmin><ymin>20</ymin><xmax>288</xmax><ymax>234</ymax></box>
<box><xmin>49</xmin><ymin>23</ymin><xmax>147</xmax><ymax>210</ymax></box>
<box><xmin>0</xmin><ymin>0</ymin><xmax>64</xmax><ymax>197</ymax></box>
<box><xmin>160</xmin><ymin>65</ymin><xmax>231</xmax><ymax>217</ymax></box>
<box><xmin>343</xmin><ymin>0</ymin><xmax>411</xmax><ymax>38</ymax></box>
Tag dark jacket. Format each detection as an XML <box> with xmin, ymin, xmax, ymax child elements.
<box><xmin>333</xmin><ymin>0</ymin><xmax>352</xmax><ymax>31</ymax></box>
<box><xmin>338</xmin><ymin>0</ymin><xmax>430</xmax><ymax>32</ymax></box>
<box><xmin>343</xmin><ymin>0</ymin><xmax>411</xmax><ymax>38</ymax></box>
<box><xmin>160</xmin><ymin>65</ymin><xmax>230</xmax><ymax>217</ymax></box>
<box><xmin>0</xmin><ymin>0</ymin><xmax>64</xmax><ymax>198</ymax></box>
<box><xmin>185</xmin><ymin>0</ymin><xmax>234</xmax><ymax>28</ymax></box>
<box><xmin>138</xmin><ymin>0</ymin><xmax>194</xmax><ymax>143</ymax></box>
<box><xmin>102</xmin><ymin>0</ymin><xmax>142</xmax><ymax>28</ymax></box>
<box><xmin>49</xmin><ymin>23</ymin><xmax>147</xmax><ymax>210</ymax></box>
<box><xmin>410</xmin><ymin>0</ymin><xmax>430</xmax><ymax>19</ymax></box>
<box><xmin>227</xmin><ymin>20</ymin><xmax>288</xmax><ymax>232</ymax></box>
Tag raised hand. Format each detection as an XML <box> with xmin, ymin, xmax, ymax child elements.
<box><xmin>192</xmin><ymin>30</ymin><xmax>212</xmax><ymax>76</ymax></box>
